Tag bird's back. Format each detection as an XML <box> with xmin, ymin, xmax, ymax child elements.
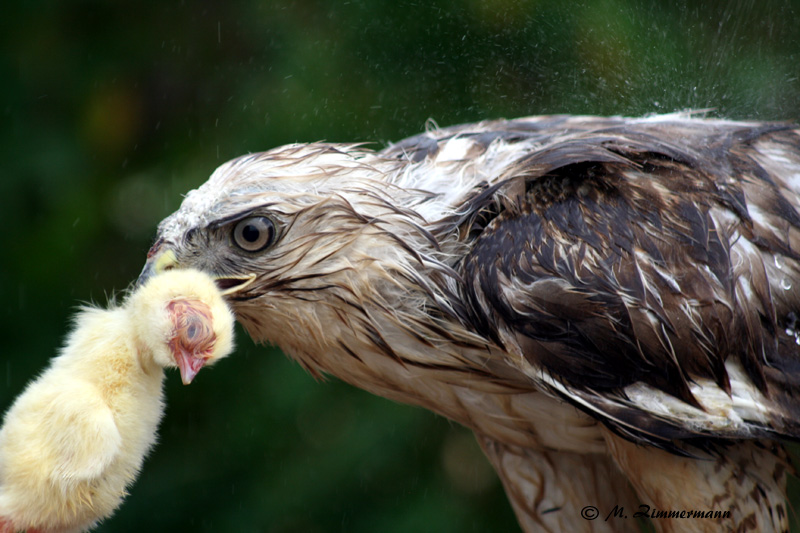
<box><xmin>380</xmin><ymin>113</ymin><xmax>800</xmax><ymax>447</ymax></box>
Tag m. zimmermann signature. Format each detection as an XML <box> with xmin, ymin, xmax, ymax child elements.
<box><xmin>580</xmin><ymin>504</ymin><xmax>732</xmax><ymax>521</ymax></box>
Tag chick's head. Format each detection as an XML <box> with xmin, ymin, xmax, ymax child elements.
<box><xmin>128</xmin><ymin>268</ymin><xmax>235</xmax><ymax>383</ymax></box>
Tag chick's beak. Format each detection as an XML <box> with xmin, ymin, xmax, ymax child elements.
<box><xmin>174</xmin><ymin>350</ymin><xmax>208</xmax><ymax>385</ymax></box>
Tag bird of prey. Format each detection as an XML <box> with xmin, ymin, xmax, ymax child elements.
<box><xmin>140</xmin><ymin>112</ymin><xmax>800</xmax><ymax>532</ymax></box>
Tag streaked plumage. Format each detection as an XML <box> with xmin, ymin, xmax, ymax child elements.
<box><xmin>142</xmin><ymin>112</ymin><xmax>800</xmax><ymax>532</ymax></box>
<box><xmin>0</xmin><ymin>269</ymin><xmax>234</xmax><ymax>532</ymax></box>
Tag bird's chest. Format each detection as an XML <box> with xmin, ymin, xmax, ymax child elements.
<box><xmin>286</xmin><ymin>329</ymin><xmax>607</xmax><ymax>454</ymax></box>
<box><xmin>241</xmin><ymin>291</ymin><xmax>607</xmax><ymax>453</ymax></box>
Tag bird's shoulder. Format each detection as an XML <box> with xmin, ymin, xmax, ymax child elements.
<box><xmin>434</xmin><ymin>115</ymin><xmax>800</xmax><ymax>446</ymax></box>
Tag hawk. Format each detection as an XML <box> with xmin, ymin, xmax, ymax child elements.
<box><xmin>140</xmin><ymin>113</ymin><xmax>800</xmax><ymax>532</ymax></box>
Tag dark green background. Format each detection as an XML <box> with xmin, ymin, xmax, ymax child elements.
<box><xmin>2</xmin><ymin>1</ymin><xmax>800</xmax><ymax>531</ymax></box>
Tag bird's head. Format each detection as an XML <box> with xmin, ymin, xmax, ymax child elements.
<box><xmin>137</xmin><ymin>144</ymin><xmax>453</xmax><ymax>358</ymax></box>
<box><xmin>128</xmin><ymin>268</ymin><xmax>235</xmax><ymax>384</ymax></box>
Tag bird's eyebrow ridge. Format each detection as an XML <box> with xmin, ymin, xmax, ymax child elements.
<box><xmin>207</xmin><ymin>206</ymin><xmax>277</xmax><ymax>229</ymax></box>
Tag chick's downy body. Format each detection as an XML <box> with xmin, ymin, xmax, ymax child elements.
<box><xmin>0</xmin><ymin>269</ymin><xmax>234</xmax><ymax>532</ymax></box>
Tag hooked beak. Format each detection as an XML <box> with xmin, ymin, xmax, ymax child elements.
<box><xmin>139</xmin><ymin>241</ymin><xmax>257</xmax><ymax>295</ymax></box>
<box><xmin>138</xmin><ymin>241</ymin><xmax>178</xmax><ymax>286</ymax></box>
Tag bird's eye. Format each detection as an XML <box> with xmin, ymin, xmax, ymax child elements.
<box><xmin>232</xmin><ymin>216</ymin><xmax>276</xmax><ymax>252</ymax></box>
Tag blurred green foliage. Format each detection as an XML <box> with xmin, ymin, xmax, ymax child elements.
<box><xmin>2</xmin><ymin>0</ymin><xmax>800</xmax><ymax>531</ymax></box>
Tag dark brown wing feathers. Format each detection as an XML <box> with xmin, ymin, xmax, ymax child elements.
<box><xmin>449</xmin><ymin>118</ymin><xmax>800</xmax><ymax>444</ymax></box>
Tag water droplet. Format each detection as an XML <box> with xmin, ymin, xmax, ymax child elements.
<box><xmin>784</xmin><ymin>312</ymin><xmax>799</xmax><ymax>343</ymax></box>
<box><xmin>780</xmin><ymin>278</ymin><xmax>792</xmax><ymax>290</ymax></box>
<box><xmin>774</xmin><ymin>255</ymin><xmax>784</xmax><ymax>270</ymax></box>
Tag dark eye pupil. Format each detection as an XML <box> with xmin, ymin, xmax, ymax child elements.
<box><xmin>242</xmin><ymin>224</ymin><xmax>261</xmax><ymax>243</ymax></box>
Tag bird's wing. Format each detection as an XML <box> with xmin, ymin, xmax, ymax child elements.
<box><xmin>53</xmin><ymin>384</ymin><xmax>121</xmax><ymax>481</ymax></box>
<box><xmin>457</xmin><ymin>119</ymin><xmax>800</xmax><ymax>447</ymax></box>
<box><xmin>13</xmin><ymin>379</ymin><xmax>122</xmax><ymax>482</ymax></box>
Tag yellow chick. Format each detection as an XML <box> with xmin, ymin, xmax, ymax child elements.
<box><xmin>0</xmin><ymin>269</ymin><xmax>234</xmax><ymax>532</ymax></box>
